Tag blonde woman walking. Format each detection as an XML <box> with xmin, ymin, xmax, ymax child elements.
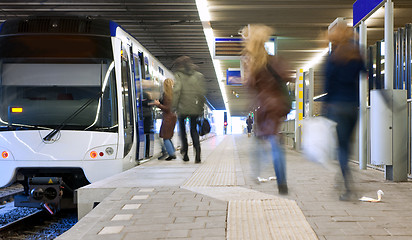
<box><xmin>152</xmin><ymin>78</ymin><xmax>177</xmax><ymax>160</ymax></box>
<box><xmin>241</xmin><ymin>24</ymin><xmax>291</xmax><ymax>194</ymax></box>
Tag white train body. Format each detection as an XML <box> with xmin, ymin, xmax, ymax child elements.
<box><xmin>0</xmin><ymin>17</ymin><xmax>173</xmax><ymax>209</ymax></box>
<box><xmin>0</xmin><ymin>131</ymin><xmax>121</xmax><ymax>185</ymax></box>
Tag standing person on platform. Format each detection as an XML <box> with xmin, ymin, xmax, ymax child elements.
<box><xmin>141</xmin><ymin>90</ymin><xmax>154</xmax><ymax>158</ymax></box>
<box><xmin>324</xmin><ymin>22</ymin><xmax>365</xmax><ymax>201</ymax></box>
<box><xmin>246</xmin><ymin>115</ymin><xmax>253</xmax><ymax>137</ymax></box>
<box><xmin>241</xmin><ymin>24</ymin><xmax>291</xmax><ymax>195</ymax></box>
<box><xmin>151</xmin><ymin>78</ymin><xmax>177</xmax><ymax>161</ymax></box>
<box><xmin>172</xmin><ymin>56</ymin><xmax>206</xmax><ymax>163</ymax></box>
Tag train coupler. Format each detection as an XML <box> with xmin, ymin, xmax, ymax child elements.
<box><xmin>15</xmin><ymin>177</ymin><xmax>62</xmax><ymax>212</ymax></box>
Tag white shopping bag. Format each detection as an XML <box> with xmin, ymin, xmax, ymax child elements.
<box><xmin>302</xmin><ymin>117</ymin><xmax>337</xmax><ymax>167</ymax></box>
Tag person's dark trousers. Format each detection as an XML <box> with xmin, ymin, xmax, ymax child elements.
<box><xmin>326</xmin><ymin>102</ymin><xmax>358</xmax><ymax>193</ymax></box>
<box><xmin>178</xmin><ymin>115</ymin><xmax>201</xmax><ymax>162</ymax></box>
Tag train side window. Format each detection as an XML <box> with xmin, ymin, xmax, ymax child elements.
<box><xmin>100</xmin><ymin>65</ymin><xmax>118</xmax><ymax>128</ymax></box>
<box><xmin>133</xmin><ymin>56</ymin><xmax>143</xmax><ymax>121</ymax></box>
<box><xmin>110</xmin><ymin>69</ymin><xmax>118</xmax><ymax>126</ymax></box>
<box><xmin>139</xmin><ymin>53</ymin><xmax>145</xmax><ymax>80</ymax></box>
<box><xmin>144</xmin><ymin>57</ymin><xmax>150</xmax><ymax>80</ymax></box>
<box><xmin>121</xmin><ymin>46</ymin><xmax>134</xmax><ymax>156</ymax></box>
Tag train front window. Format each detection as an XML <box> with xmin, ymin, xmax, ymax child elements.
<box><xmin>0</xmin><ymin>34</ymin><xmax>117</xmax><ymax>131</ymax></box>
<box><xmin>0</xmin><ymin>60</ymin><xmax>118</xmax><ymax>131</ymax></box>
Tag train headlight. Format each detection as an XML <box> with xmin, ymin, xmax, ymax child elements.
<box><xmin>44</xmin><ymin>187</ymin><xmax>58</xmax><ymax>200</ymax></box>
<box><xmin>85</xmin><ymin>146</ymin><xmax>116</xmax><ymax>160</ymax></box>
<box><xmin>90</xmin><ymin>151</ymin><xmax>97</xmax><ymax>159</ymax></box>
<box><xmin>2</xmin><ymin>151</ymin><xmax>9</xmax><ymax>159</ymax></box>
<box><xmin>105</xmin><ymin>147</ymin><xmax>114</xmax><ymax>155</ymax></box>
<box><xmin>30</xmin><ymin>187</ymin><xmax>44</xmax><ymax>201</ymax></box>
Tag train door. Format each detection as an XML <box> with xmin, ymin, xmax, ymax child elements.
<box><xmin>132</xmin><ymin>52</ymin><xmax>145</xmax><ymax>160</ymax></box>
<box><xmin>141</xmin><ymin>54</ymin><xmax>155</xmax><ymax>158</ymax></box>
<box><xmin>120</xmin><ymin>44</ymin><xmax>134</xmax><ymax>157</ymax></box>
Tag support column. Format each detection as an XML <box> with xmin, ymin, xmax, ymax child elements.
<box><xmin>385</xmin><ymin>0</ymin><xmax>394</xmax><ymax>89</ymax></box>
<box><xmin>308</xmin><ymin>68</ymin><xmax>314</xmax><ymax>117</ymax></box>
<box><xmin>359</xmin><ymin>21</ymin><xmax>368</xmax><ymax>170</ymax></box>
<box><xmin>384</xmin><ymin>0</ymin><xmax>394</xmax><ymax>180</ymax></box>
<box><xmin>295</xmin><ymin>68</ymin><xmax>304</xmax><ymax>150</ymax></box>
<box><xmin>382</xmin><ymin>0</ymin><xmax>406</xmax><ymax>182</ymax></box>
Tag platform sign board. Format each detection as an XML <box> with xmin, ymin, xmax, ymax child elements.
<box><xmin>353</xmin><ymin>0</ymin><xmax>384</xmax><ymax>27</ymax></box>
<box><xmin>214</xmin><ymin>38</ymin><xmax>243</xmax><ymax>60</ymax></box>
<box><xmin>226</xmin><ymin>68</ymin><xmax>242</xmax><ymax>85</ymax></box>
<box><xmin>214</xmin><ymin>37</ymin><xmax>276</xmax><ymax>59</ymax></box>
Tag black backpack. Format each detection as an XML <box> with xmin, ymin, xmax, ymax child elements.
<box><xmin>198</xmin><ymin>118</ymin><xmax>211</xmax><ymax>136</ymax></box>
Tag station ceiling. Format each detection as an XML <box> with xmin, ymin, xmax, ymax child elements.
<box><xmin>1</xmin><ymin>0</ymin><xmax>412</xmax><ymax>116</ymax></box>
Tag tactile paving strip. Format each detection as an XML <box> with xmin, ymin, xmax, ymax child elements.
<box><xmin>182</xmin><ymin>137</ymin><xmax>236</xmax><ymax>187</ymax></box>
<box><xmin>227</xmin><ymin>199</ymin><xmax>318</xmax><ymax>240</ymax></box>
<box><xmin>182</xmin><ymin>136</ymin><xmax>318</xmax><ymax>240</ymax></box>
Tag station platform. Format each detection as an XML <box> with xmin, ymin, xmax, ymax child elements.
<box><xmin>57</xmin><ymin>134</ymin><xmax>412</xmax><ymax>240</ymax></box>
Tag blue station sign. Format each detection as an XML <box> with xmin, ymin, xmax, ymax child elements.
<box><xmin>353</xmin><ymin>0</ymin><xmax>384</xmax><ymax>27</ymax></box>
<box><xmin>226</xmin><ymin>68</ymin><xmax>242</xmax><ymax>86</ymax></box>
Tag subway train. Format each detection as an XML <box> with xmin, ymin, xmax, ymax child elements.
<box><xmin>0</xmin><ymin>16</ymin><xmax>174</xmax><ymax>213</ymax></box>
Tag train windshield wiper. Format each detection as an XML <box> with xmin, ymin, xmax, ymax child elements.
<box><xmin>85</xmin><ymin>124</ymin><xmax>119</xmax><ymax>132</ymax></box>
<box><xmin>43</xmin><ymin>91</ymin><xmax>103</xmax><ymax>141</ymax></box>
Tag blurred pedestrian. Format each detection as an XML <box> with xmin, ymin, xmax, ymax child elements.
<box><xmin>246</xmin><ymin>115</ymin><xmax>253</xmax><ymax>137</ymax></box>
<box><xmin>151</xmin><ymin>78</ymin><xmax>177</xmax><ymax>161</ymax></box>
<box><xmin>172</xmin><ymin>56</ymin><xmax>206</xmax><ymax>163</ymax></box>
<box><xmin>241</xmin><ymin>24</ymin><xmax>291</xmax><ymax>195</ymax></box>
<box><xmin>324</xmin><ymin>22</ymin><xmax>365</xmax><ymax>201</ymax></box>
<box><xmin>141</xmin><ymin>90</ymin><xmax>154</xmax><ymax>158</ymax></box>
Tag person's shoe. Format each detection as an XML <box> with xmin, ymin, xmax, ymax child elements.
<box><xmin>278</xmin><ymin>184</ymin><xmax>288</xmax><ymax>195</ymax></box>
<box><xmin>158</xmin><ymin>154</ymin><xmax>167</xmax><ymax>160</ymax></box>
<box><xmin>195</xmin><ymin>150</ymin><xmax>201</xmax><ymax>163</ymax></box>
<box><xmin>195</xmin><ymin>155</ymin><xmax>201</xmax><ymax>163</ymax></box>
<box><xmin>339</xmin><ymin>191</ymin><xmax>355</xmax><ymax>201</ymax></box>
<box><xmin>183</xmin><ymin>155</ymin><xmax>189</xmax><ymax>162</ymax></box>
<box><xmin>165</xmin><ymin>155</ymin><xmax>176</xmax><ymax>161</ymax></box>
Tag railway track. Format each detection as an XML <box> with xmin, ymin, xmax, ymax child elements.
<box><xmin>0</xmin><ymin>208</ymin><xmax>43</xmax><ymax>232</ymax></box>
<box><xmin>0</xmin><ymin>183</ymin><xmax>24</xmax><ymax>204</ymax></box>
<box><xmin>0</xmin><ymin>205</ymin><xmax>76</xmax><ymax>239</ymax></box>
<box><xmin>0</xmin><ymin>184</ymin><xmax>77</xmax><ymax>239</ymax></box>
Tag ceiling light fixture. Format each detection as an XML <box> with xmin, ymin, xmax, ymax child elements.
<box><xmin>196</xmin><ymin>0</ymin><xmax>230</xmax><ymax>115</ymax></box>
<box><xmin>313</xmin><ymin>93</ymin><xmax>328</xmax><ymax>100</ymax></box>
<box><xmin>303</xmin><ymin>47</ymin><xmax>329</xmax><ymax>71</ymax></box>
<box><xmin>232</xmin><ymin>91</ymin><xmax>239</xmax><ymax>98</ymax></box>
<box><xmin>196</xmin><ymin>0</ymin><xmax>211</xmax><ymax>22</ymax></box>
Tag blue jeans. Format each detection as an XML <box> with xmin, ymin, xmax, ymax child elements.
<box><xmin>326</xmin><ymin>102</ymin><xmax>358</xmax><ymax>191</ymax></box>
<box><xmin>269</xmin><ymin>135</ymin><xmax>287</xmax><ymax>186</ymax></box>
<box><xmin>252</xmin><ymin>135</ymin><xmax>286</xmax><ymax>186</ymax></box>
<box><xmin>163</xmin><ymin>139</ymin><xmax>175</xmax><ymax>156</ymax></box>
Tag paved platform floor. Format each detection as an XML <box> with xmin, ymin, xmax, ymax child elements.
<box><xmin>58</xmin><ymin>134</ymin><xmax>412</xmax><ymax>240</ymax></box>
